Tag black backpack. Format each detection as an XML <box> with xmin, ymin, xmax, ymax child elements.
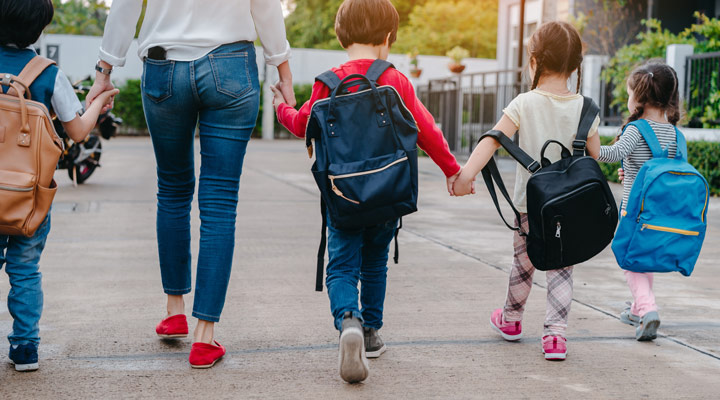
<box><xmin>479</xmin><ymin>97</ymin><xmax>618</xmax><ymax>270</ymax></box>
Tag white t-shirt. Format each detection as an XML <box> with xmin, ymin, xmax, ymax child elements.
<box><xmin>503</xmin><ymin>89</ymin><xmax>600</xmax><ymax>212</ymax></box>
<box><xmin>99</xmin><ymin>0</ymin><xmax>291</xmax><ymax>66</ymax></box>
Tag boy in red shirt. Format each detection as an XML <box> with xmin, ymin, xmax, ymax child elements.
<box><xmin>272</xmin><ymin>0</ymin><xmax>461</xmax><ymax>383</ymax></box>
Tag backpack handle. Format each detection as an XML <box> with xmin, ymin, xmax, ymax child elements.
<box><xmin>540</xmin><ymin>140</ymin><xmax>572</xmax><ymax>167</ymax></box>
<box><xmin>327</xmin><ymin>74</ymin><xmax>388</xmax><ymax>129</ymax></box>
<box><xmin>0</xmin><ymin>75</ymin><xmax>31</xmax><ymax>133</ymax></box>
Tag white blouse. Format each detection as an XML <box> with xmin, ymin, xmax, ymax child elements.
<box><xmin>99</xmin><ymin>0</ymin><xmax>291</xmax><ymax>67</ymax></box>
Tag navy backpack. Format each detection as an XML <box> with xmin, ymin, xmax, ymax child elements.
<box><xmin>611</xmin><ymin>120</ymin><xmax>709</xmax><ymax>276</ymax></box>
<box><xmin>306</xmin><ymin>59</ymin><xmax>419</xmax><ymax>291</ymax></box>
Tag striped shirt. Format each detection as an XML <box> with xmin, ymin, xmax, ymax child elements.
<box><xmin>598</xmin><ymin>119</ymin><xmax>677</xmax><ymax>209</ymax></box>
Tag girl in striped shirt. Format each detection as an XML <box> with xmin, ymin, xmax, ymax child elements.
<box><xmin>597</xmin><ymin>61</ymin><xmax>681</xmax><ymax>341</ymax></box>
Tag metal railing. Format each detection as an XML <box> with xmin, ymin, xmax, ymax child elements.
<box><xmin>417</xmin><ymin>68</ymin><xmax>528</xmax><ymax>155</ymax></box>
<box><xmin>685</xmin><ymin>51</ymin><xmax>720</xmax><ymax>126</ymax></box>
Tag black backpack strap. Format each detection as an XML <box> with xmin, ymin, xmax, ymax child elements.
<box><xmin>393</xmin><ymin>218</ymin><xmax>402</xmax><ymax>264</ymax></box>
<box><xmin>365</xmin><ymin>59</ymin><xmax>394</xmax><ymax>83</ymax></box>
<box><xmin>477</xmin><ymin>130</ymin><xmax>535</xmax><ymax>235</ymax></box>
<box><xmin>481</xmin><ymin>157</ymin><xmax>527</xmax><ymax>235</ymax></box>
<box><xmin>316</xmin><ymin>70</ymin><xmax>342</xmax><ymax>92</ymax></box>
<box><xmin>573</xmin><ymin>96</ymin><xmax>600</xmax><ymax>156</ymax></box>
<box><xmin>315</xmin><ymin>198</ymin><xmax>328</xmax><ymax>292</ymax></box>
<box><xmin>480</xmin><ymin>130</ymin><xmax>541</xmax><ymax>173</ymax></box>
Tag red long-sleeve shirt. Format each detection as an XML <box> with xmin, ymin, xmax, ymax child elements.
<box><xmin>276</xmin><ymin>59</ymin><xmax>461</xmax><ymax>177</ymax></box>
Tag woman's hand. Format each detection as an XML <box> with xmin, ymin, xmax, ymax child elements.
<box><xmin>618</xmin><ymin>167</ymin><xmax>624</xmax><ymax>182</ymax></box>
<box><xmin>87</xmin><ymin>61</ymin><xmax>116</xmax><ymax>113</ymax></box>
<box><xmin>275</xmin><ymin>61</ymin><xmax>296</xmax><ymax>107</ymax></box>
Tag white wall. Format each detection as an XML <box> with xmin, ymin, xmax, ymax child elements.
<box><xmin>39</xmin><ymin>34</ymin><xmax>497</xmax><ymax>86</ymax></box>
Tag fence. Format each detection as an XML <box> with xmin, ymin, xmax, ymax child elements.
<box><xmin>417</xmin><ymin>68</ymin><xmax>529</xmax><ymax>155</ymax></box>
<box><xmin>685</xmin><ymin>51</ymin><xmax>720</xmax><ymax>127</ymax></box>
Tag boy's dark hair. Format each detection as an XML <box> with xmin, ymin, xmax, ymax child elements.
<box><xmin>528</xmin><ymin>21</ymin><xmax>584</xmax><ymax>93</ymax></box>
<box><xmin>625</xmin><ymin>61</ymin><xmax>682</xmax><ymax>128</ymax></box>
<box><xmin>0</xmin><ymin>0</ymin><xmax>54</xmax><ymax>48</ymax></box>
<box><xmin>335</xmin><ymin>0</ymin><xmax>399</xmax><ymax>49</ymax></box>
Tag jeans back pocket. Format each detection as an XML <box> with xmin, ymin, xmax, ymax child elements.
<box><xmin>142</xmin><ymin>59</ymin><xmax>174</xmax><ymax>103</ymax></box>
<box><xmin>209</xmin><ymin>52</ymin><xmax>252</xmax><ymax>98</ymax></box>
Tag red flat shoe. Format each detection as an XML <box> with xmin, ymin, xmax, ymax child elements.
<box><xmin>189</xmin><ymin>341</ymin><xmax>226</xmax><ymax>369</ymax></box>
<box><xmin>155</xmin><ymin>314</ymin><xmax>189</xmax><ymax>338</ymax></box>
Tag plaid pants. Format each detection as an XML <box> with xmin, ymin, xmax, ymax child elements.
<box><xmin>503</xmin><ymin>214</ymin><xmax>574</xmax><ymax>337</ymax></box>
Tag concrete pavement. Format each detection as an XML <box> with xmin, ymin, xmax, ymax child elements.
<box><xmin>1</xmin><ymin>137</ymin><xmax>719</xmax><ymax>399</ymax></box>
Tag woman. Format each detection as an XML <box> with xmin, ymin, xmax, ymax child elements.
<box><xmin>87</xmin><ymin>0</ymin><xmax>295</xmax><ymax>368</ymax></box>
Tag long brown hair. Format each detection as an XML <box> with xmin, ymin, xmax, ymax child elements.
<box><xmin>623</xmin><ymin>61</ymin><xmax>681</xmax><ymax>129</ymax></box>
<box><xmin>527</xmin><ymin>21</ymin><xmax>584</xmax><ymax>92</ymax></box>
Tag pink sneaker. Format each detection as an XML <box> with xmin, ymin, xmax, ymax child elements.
<box><xmin>542</xmin><ymin>335</ymin><xmax>567</xmax><ymax>361</ymax></box>
<box><xmin>490</xmin><ymin>308</ymin><xmax>522</xmax><ymax>341</ymax></box>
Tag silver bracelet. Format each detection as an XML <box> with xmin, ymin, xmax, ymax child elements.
<box><xmin>95</xmin><ymin>61</ymin><xmax>113</xmax><ymax>76</ymax></box>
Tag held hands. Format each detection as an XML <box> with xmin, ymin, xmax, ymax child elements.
<box><xmin>269</xmin><ymin>84</ymin><xmax>287</xmax><ymax>111</ymax></box>
<box><xmin>446</xmin><ymin>169</ymin><xmax>461</xmax><ymax>196</ymax></box>
<box><xmin>452</xmin><ymin>168</ymin><xmax>476</xmax><ymax>197</ymax></box>
<box><xmin>87</xmin><ymin>67</ymin><xmax>116</xmax><ymax>114</ymax></box>
<box><xmin>95</xmin><ymin>88</ymin><xmax>120</xmax><ymax>108</ymax></box>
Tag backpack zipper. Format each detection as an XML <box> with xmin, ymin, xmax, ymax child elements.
<box><xmin>328</xmin><ymin>156</ymin><xmax>408</xmax><ymax>204</ymax></box>
<box><xmin>639</xmin><ymin>170</ymin><xmax>709</xmax><ymax>223</ymax></box>
<box><xmin>641</xmin><ymin>224</ymin><xmax>699</xmax><ymax>236</ymax></box>
<box><xmin>0</xmin><ymin>185</ymin><xmax>32</xmax><ymax>192</ymax></box>
<box><xmin>306</xmin><ymin>85</ymin><xmax>418</xmax><ymax>137</ymax></box>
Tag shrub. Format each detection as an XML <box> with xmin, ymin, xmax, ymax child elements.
<box><xmin>597</xmin><ymin>135</ymin><xmax>720</xmax><ymax>195</ymax></box>
<box><xmin>113</xmin><ymin>79</ymin><xmax>147</xmax><ymax>131</ymax></box>
<box><xmin>255</xmin><ymin>83</ymin><xmax>314</xmax><ymax>138</ymax></box>
<box><xmin>602</xmin><ymin>14</ymin><xmax>720</xmax><ymax>127</ymax></box>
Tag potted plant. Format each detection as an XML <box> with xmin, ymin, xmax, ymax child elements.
<box><xmin>408</xmin><ymin>49</ymin><xmax>422</xmax><ymax>78</ymax></box>
<box><xmin>446</xmin><ymin>46</ymin><xmax>469</xmax><ymax>74</ymax></box>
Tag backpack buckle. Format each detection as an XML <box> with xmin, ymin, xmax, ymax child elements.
<box><xmin>572</xmin><ymin>140</ymin><xmax>586</xmax><ymax>151</ymax></box>
<box><xmin>527</xmin><ymin>161</ymin><xmax>541</xmax><ymax>173</ymax></box>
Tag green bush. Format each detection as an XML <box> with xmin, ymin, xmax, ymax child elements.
<box><xmin>599</xmin><ymin>136</ymin><xmax>622</xmax><ymax>183</ymax></box>
<box><xmin>602</xmin><ymin>13</ymin><xmax>720</xmax><ymax>127</ymax></box>
<box><xmin>254</xmin><ymin>83</ymin><xmax>314</xmax><ymax>138</ymax></box>
<box><xmin>113</xmin><ymin>79</ymin><xmax>147</xmax><ymax>131</ymax></box>
<box><xmin>110</xmin><ymin>80</ymin><xmax>316</xmax><ymax>135</ymax></box>
<box><xmin>598</xmin><ymin>135</ymin><xmax>720</xmax><ymax>195</ymax></box>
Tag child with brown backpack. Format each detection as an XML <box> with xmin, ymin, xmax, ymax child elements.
<box><xmin>0</xmin><ymin>0</ymin><xmax>117</xmax><ymax>371</ymax></box>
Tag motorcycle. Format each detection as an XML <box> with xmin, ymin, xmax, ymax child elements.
<box><xmin>53</xmin><ymin>78</ymin><xmax>123</xmax><ymax>185</ymax></box>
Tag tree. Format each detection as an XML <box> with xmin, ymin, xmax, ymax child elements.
<box><xmin>570</xmin><ymin>0</ymin><xmax>645</xmax><ymax>56</ymax></box>
<box><xmin>46</xmin><ymin>0</ymin><xmax>110</xmax><ymax>36</ymax></box>
<box><xmin>392</xmin><ymin>0</ymin><xmax>497</xmax><ymax>58</ymax></box>
<box><xmin>284</xmin><ymin>0</ymin><xmax>497</xmax><ymax>58</ymax></box>
<box><xmin>284</xmin><ymin>0</ymin><xmax>344</xmax><ymax>50</ymax></box>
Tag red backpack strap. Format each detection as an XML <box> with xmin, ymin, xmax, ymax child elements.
<box><xmin>7</xmin><ymin>56</ymin><xmax>56</xmax><ymax>100</ymax></box>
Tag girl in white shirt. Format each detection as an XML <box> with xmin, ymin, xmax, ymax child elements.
<box><xmin>453</xmin><ymin>21</ymin><xmax>600</xmax><ymax>361</ymax></box>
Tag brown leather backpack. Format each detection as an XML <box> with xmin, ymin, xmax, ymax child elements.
<box><xmin>0</xmin><ymin>56</ymin><xmax>64</xmax><ymax>237</ymax></box>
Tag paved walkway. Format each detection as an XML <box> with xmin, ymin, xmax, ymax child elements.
<box><xmin>1</xmin><ymin>138</ymin><xmax>719</xmax><ymax>399</ymax></box>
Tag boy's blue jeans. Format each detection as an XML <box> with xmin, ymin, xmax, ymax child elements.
<box><xmin>0</xmin><ymin>214</ymin><xmax>51</xmax><ymax>346</ymax></box>
<box><xmin>326</xmin><ymin>218</ymin><xmax>398</xmax><ymax>331</ymax></box>
<box><xmin>141</xmin><ymin>42</ymin><xmax>260</xmax><ymax>322</ymax></box>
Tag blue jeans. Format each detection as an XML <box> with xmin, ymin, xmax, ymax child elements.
<box><xmin>326</xmin><ymin>218</ymin><xmax>398</xmax><ymax>331</ymax></box>
<box><xmin>0</xmin><ymin>215</ymin><xmax>51</xmax><ymax>346</ymax></box>
<box><xmin>141</xmin><ymin>42</ymin><xmax>260</xmax><ymax>322</ymax></box>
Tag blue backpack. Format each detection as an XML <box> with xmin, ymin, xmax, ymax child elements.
<box><xmin>306</xmin><ymin>59</ymin><xmax>419</xmax><ymax>290</ymax></box>
<box><xmin>611</xmin><ymin>120</ymin><xmax>709</xmax><ymax>276</ymax></box>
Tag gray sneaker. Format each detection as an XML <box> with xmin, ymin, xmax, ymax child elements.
<box><xmin>338</xmin><ymin>312</ymin><xmax>369</xmax><ymax>383</ymax></box>
<box><xmin>620</xmin><ymin>302</ymin><xmax>640</xmax><ymax>326</ymax></box>
<box><xmin>636</xmin><ymin>311</ymin><xmax>661</xmax><ymax>341</ymax></box>
<box><xmin>364</xmin><ymin>327</ymin><xmax>387</xmax><ymax>359</ymax></box>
